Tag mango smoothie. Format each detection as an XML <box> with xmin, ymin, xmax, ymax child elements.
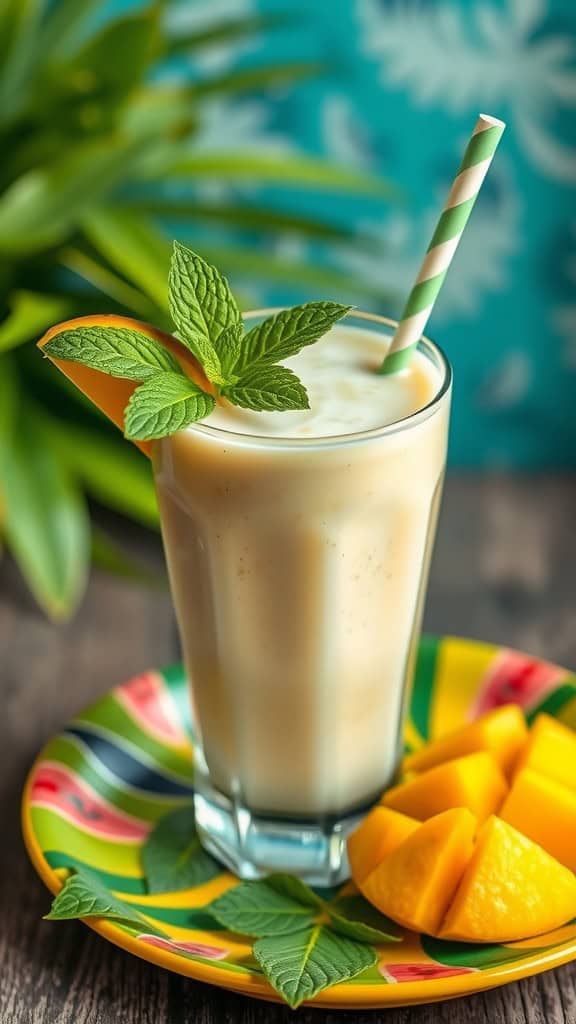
<box><xmin>153</xmin><ymin>313</ymin><xmax>451</xmax><ymax>848</ymax></box>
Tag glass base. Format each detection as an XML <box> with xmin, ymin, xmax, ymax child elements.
<box><xmin>193</xmin><ymin>775</ymin><xmax>369</xmax><ymax>887</ymax></box>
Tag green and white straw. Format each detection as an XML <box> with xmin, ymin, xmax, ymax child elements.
<box><xmin>379</xmin><ymin>113</ymin><xmax>506</xmax><ymax>375</ymax></box>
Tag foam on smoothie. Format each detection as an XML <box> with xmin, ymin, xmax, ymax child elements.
<box><xmin>207</xmin><ymin>324</ymin><xmax>440</xmax><ymax>438</ymax></box>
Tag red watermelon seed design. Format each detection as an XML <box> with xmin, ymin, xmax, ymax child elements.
<box><xmin>380</xmin><ymin>962</ymin><xmax>477</xmax><ymax>983</ymax></box>
<box><xmin>115</xmin><ymin>671</ymin><xmax>189</xmax><ymax>749</ymax></box>
<box><xmin>31</xmin><ymin>762</ymin><xmax>151</xmax><ymax>842</ymax></box>
<box><xmin>469</xmin><ymin>650</ymin><xmax>565</xmax><ymax>718</ymax></box>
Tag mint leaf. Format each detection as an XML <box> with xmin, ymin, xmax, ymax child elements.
<box><xmin>236</xmin><ymin>301</ymin><xmax>351</xmax><ymax>373</ymax></box>
<box><xmin>44</xmin><ymin>326</ymin><xmax>181</xmax><ymax>381</ymax></box>
<box><xmin>223</xmin><ymin>364</ymin><xmax>309</xmax><ymax>412</ymax></box>
<box><xmin>169</xmin><ymin>241</ymin><xmax>241</xmax><ymax>384</ymax></box>
<box><xmin>142</xmin><ymin>806</ymin><xmax>221</xmax><ymax>894</ymax></box>
<box><xmin>216</xmin><ymin>323</ymin><xmax>243</xmax><ymax>380</ymax></box>
<box><xmin>208</xmin><ymin>879</ymin><xmax>317</xmax><ymax>937</ymax></box>
<box><xmin>45</xmin><ymin>868</ymin><xmax>167</xmax><ymax>937</ymax></box>
<box><xmin>327</xmin><ymin>892</ymin><xmax>401</xmax><ymax>943</ymax></box>
<box><xmin>265</xmin><ymin>874</ymin><xmax>324</xmax><ymax>910</ymax></box>
<box><xmin>253</xmin><ymin>926</ymin><xmax>376</xmax><ymax>1009</ymax></box>
<box><xmin>124</xmin><ymin>372</ymin><xmax>215</xmax><ymax>441</ymax></box>
<box><xmin>327</xmin><ymin>911</ymin><xmax>400</xmax><ymax>944</ymax></box>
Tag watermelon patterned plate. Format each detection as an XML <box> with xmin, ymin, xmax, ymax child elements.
<box><xmin>22</xmin><ymin>635</ymin><xmax>576</xmax><ymax>1009</ymax></box>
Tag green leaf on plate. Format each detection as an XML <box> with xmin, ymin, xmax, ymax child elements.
<box><xmin>223</xmin><ymin>364</ymin><xmax>309</xmax><ymax>412</ymax></box>
<box><xmin>124</xmin><ymin>372</ymin><xmax>215</xmax><ymax>441</ymax></box>
<box><xmin>327</xmin><ymin>892</ymin><xmax>402</xmax><ymax>942</ymax></box>
<box><xmin>142</xmin><ymin>806</ymin><xmax>221</xmax><ymax>894</ymax></box>
<box><xmin>2</xmin><ymin>410</ymin><xmax>90</xmax><ymax>620</ymax></box>
<box><xmin>45</xmin><ymin>868</ymin><xmax>167</xmax><ymax>937</ymax></box>
<box><xmin>43</xmin><ymin>325</ymin><xmax>180</xmax><ymax>381</ymax></box>
<box><xmin>238</xmin><ymin>301</ymin><xmax>351</xmax><ymax>371</ymax></box>
<box><xmin>265</xmin><ymin>874</ymin><xmax>324</xmax><ymax>910</ymax></box>
<box><xmin>327</xmin><ymin>911</ymin><xmax>400</xmax><ymax>945</ymax></box>
<box><xmin>208</xmin><ymin>879</ymin><xmax>318</xmax><ymax>937</ymax></box>
<box><xmin>253</xmin><ymin>925</ymin><xmax>376</xmax><ymax>1008</ymax></box>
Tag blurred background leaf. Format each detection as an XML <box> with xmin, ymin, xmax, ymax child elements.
<box><xmin>0</xmin><ymin>0</ymin><xmax>391</xmax><ymax>621</ymax></box>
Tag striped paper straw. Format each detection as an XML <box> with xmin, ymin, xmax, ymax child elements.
<box><xmin>379</xmin><ymin>113</ymin><xmax>506</xmax><ymax>375</ymax></box>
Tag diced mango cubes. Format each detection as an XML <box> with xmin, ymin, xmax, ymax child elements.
<box><xmin>348</xmin><ymin>705</ymin><xmax>576</xmax><ymax>943</ymax></box>
<box><xmin>383</xmin><ymin>751</ymin><xmax>507</xmax><ymax>823</ymax></box>
<box><xmin>440</xmin><ymin>816</ymin><xmax>576</xmax><ymax>943</ymax></box>
<box><xmin>404</xmin><ymin>704</ymin><xmax>527</xmax><ymax>776</ymax></box>
<box><xmin>500</xmin><ymin>769</ymin><xmax>576</xmax><ymax>872</ymax></box>
<box><xmin>348</xmin><ymin>806</ymin><xmax>419</xmax><ymax>886</ymax></box>
<box><xmin>514</xmin><ymin>713</ymin><xmax>576</xmax><ymax>792</ymax></box>
<box><xmin>361</xmin><ymin>809</ymin><xmax>476</xmax><ymax>936</ymax></box>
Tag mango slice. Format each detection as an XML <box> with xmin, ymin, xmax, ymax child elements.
<box><xmin>361</xmin><ymin>808</ymin><xmax>476</xmax><ymax>936</ymax></box>
<box><xmin>404</xmin><ymin>704</ymin><xmax>527</xmax><ymax>777</ymax></box>
<box><xmin>441</xmin><ymin>816</ymin><xmax>576</xmax><ymax>943</ymax></box>
<box><xmin>383</xmin><ymin>751</ymin><xmax>508</xmax><ymax>823</ymax></box>
<box><xmin>347</xmin><ymin>806</ymin><xmax>419</xmax><ymax>886</ymax></box>
<box><xmin>500</xmin><ymin>770</ymin><xmax>576</xmax><ymax>872</ymax></box>
<box><xmin>38</xmin><ymin>315</ymin><xmax>209</xmax><ymax>457</ymax></box>
<box><xmin>514</xmin><ymin>713</ymin><xmax>576</xmax><ymax>791</ymax></box>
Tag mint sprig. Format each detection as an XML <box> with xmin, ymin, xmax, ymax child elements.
<box><xmin>42</xmin><ymin>241</ymin><xmax>352</xmax><ymax>442</ymax></box>
<box><xmin>44</xmin><ymin>802</ymin><xmax>400</xmax><ymax>1010</ymax></box>
<box><xmin>208</xmin><ymin>874</ymin><xmax>400</xmax><ymax>1007</ymax></box>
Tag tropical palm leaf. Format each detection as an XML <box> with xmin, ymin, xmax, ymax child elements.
<box><xmin>0</xmin><ymin>1</ymin><xmax>394</xmax><ymax>620</ymax></box>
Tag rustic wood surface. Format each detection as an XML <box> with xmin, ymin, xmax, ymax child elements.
<box><xmin>2</xmin><ymin>474</ymin><xmax>576</xmax><ymax>1024</ymax></box>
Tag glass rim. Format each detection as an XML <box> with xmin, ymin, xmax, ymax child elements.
<box><xmin>182</xmin><ymin>308</ymin><xmax>452</xmax><ymax>451</ymax></box>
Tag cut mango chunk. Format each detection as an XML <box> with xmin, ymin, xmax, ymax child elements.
<box><xmin>514</xmin><ymin>713</ymin><xmax>576</xmax><ymax>792</ymax></box>
<box><xmin>347</xmin><ymin>806</ymin><xmax>419</xmax><ymax>886</ymax></box>
<box><xmin>383</xmin><ymin>751</ymin><xmax>508</xmax><ymax>823</ymax></box>
<box><xmin>404</xmin><ymin>704</ymin><xmax>527</xmax><ymax>777</ymax></box>
<box><xmin>441</xmin><ymin>816</ymin><xmax>576</xmax><ymax>943</ymax></box>
<box><xmin>361</xmin><ymin>808</ymin><xmax>476</xmax><ymax>936</ymax></box>
<box><xmin>38</xmin><ymin>315</ymin><xmax>209</xmax><ymax>457</ymax></box>
<box><xmin>500</xmin><ymin>770</ymin><xmax>576</xmax><ymax>872</ymax></box>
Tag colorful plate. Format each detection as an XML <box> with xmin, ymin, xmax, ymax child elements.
<box><xmin>22</xmin><ymin>636</ymin><xmax>576</xmax><ymax>1009</ymax></box>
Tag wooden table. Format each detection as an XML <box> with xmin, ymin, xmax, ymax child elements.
<box><xmin>2</xmin><ymin>474</ymin><xmax>576</xmax><ymax>1024</ymax></box>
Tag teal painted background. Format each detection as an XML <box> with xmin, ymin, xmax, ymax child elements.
<box><xmin>124</xmin><ymin>0</ymin><xmax>576</xmax><ymax>466</ymax></box>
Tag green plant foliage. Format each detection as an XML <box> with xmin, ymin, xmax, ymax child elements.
<box><xmin>0</xmin><ymin>1</ymin><xmax>390</xmax><ymax>620</ymax></box>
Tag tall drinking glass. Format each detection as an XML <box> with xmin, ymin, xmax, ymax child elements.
<box><xmin>152</xmin><ymin>311</ymin><xmax>452</xmax><ymax>885</ymax></box>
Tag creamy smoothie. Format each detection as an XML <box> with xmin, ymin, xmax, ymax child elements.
<box><xmin>153</xmin><ymin>315</ymin><xmax>450</xmax><ymax>821</ymax></box>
